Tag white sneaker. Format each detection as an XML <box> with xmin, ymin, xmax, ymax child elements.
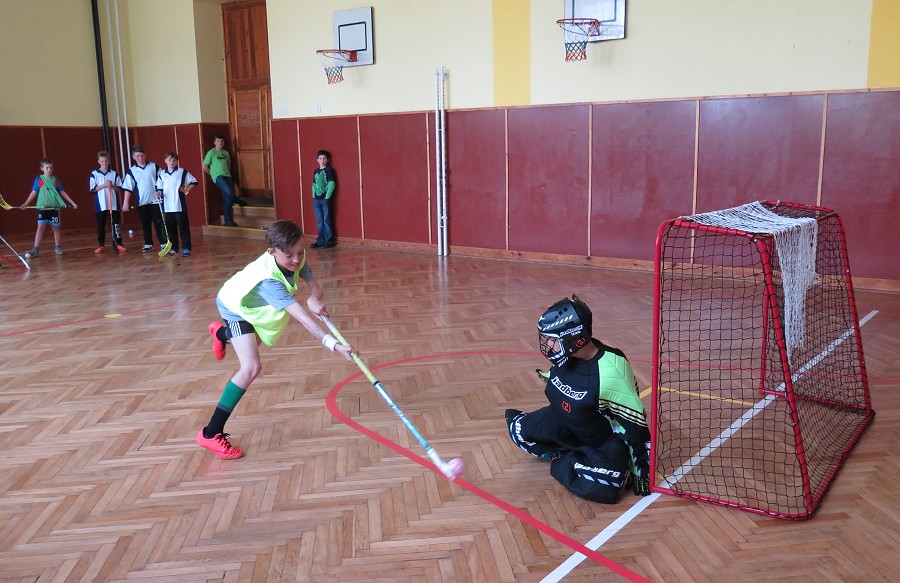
<box><xmin>55</xmin><ymin>246</ymin><xmax>63</xmax><ymax>255</ymax></box>
<box><xmin>142</xmin><ymin>245</ymin><xmax>153</xmax><ymax>252</ymax></box>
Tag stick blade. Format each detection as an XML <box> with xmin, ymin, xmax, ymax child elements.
<box><xmin>158</xmin><ymin>241</ymin><xmax>172</xmax><ymax>257</ymax></box>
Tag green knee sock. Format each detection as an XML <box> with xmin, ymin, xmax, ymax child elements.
<box><xmin>204</xmin><ymin>381</ymin><xmax>246</xmax><ymax>438</ymax></box>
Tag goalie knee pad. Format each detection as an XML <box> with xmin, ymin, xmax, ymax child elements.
<box><xmin>505</xmin><ymin>409</ymin><xmax>560</xmax><ymax>460</ymax></box>
<box><xmin>549</xmin><ymin>444</ymin><xmax>630</xmax><ymax>504</ymax></box>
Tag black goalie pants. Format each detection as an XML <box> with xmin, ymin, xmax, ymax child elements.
<box><xmin>507</xmin><ymin>405</ymin><xmax>631</xmax><ymax>504</ymax></box>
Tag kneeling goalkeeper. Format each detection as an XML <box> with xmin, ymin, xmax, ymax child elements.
<box><xmin>506</xmin><ymin>294</ymin><xmax>652</xmax><ymax>503</ymax></box>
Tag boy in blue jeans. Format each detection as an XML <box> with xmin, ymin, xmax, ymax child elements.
<box><xmin>310</xmin><ymin>150</ymin><xmax>336</xmax><ymax>248</ymax></box>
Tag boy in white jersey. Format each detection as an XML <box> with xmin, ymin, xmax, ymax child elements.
<box><xmin>89</xmin><ymin>151</ymin><xmax>126</xmax><ymax>254</ymax></box>
<box><xmin>122</xmin><ymin>145</ymin><xmax>167</xmax><ymax>252</ymax></box>
<box><xmin>155</xmin><ymin>151</ymin><xmax>198</xmax><ymax>257</ymax></box>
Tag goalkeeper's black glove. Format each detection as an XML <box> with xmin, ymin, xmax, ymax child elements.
<box><xmin>632</xmin><ymin>440</ymin><xmax>652</xmax><ymax>496</ymax></box>
<box><xmin>632</xmin><ymin>465</ymin><xmax>651</xmax><ymax>496</ymax></box>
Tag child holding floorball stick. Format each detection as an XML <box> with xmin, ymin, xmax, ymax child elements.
<box><xmin>198</xmin><ymin>220</ymin><xmax>356</xmax><ymax>459</ymax></box>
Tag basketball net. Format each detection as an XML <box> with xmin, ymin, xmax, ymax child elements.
<box><xmin>316</xmin><ymin>50</ymin><xmax>356</xmax><ymax>85</ymax></box>
<box><xmin>557</xmin><ymin>19</ymin><xmax>601</xmax><ymax>62</ymax></box>
<box><xmin>686</xmin><ymin>201</ymin><xmax>819</xmax><ymax>367</ymax></box>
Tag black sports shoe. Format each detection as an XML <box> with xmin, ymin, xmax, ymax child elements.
<box><xmin>235</xmin><ymin>197</ymin><xmax>248</xmax><ymax>207</ymax></box>
<box><xmin>310</xmin><ymin>242</ymin><xmax>322</xmax><ymax>249</ymax></box>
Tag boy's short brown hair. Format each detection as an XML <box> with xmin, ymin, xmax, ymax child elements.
<box><xmin>266</xmin><ymin>220</ymin><xmax>303</xmax><ymax>251</ymax></box>
<box><xmin>98</xmin><ymin>151</ymin><xmax>111</xmax><ymax>159</ymax></box>
<box><xmin>39</xmin><ymin>158</ymin><xmax>53</xmax><ymax>167</ymax></box>
<box><xmin>164</xmin><ymin>151</ymin><xmax>179</xmax><ymax>161</ymax></box>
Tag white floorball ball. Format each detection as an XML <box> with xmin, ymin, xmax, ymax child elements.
<box><xmin>24</xmin><ymin>252</ymin><xmax>31</xmax><ymax>259</ymax></box>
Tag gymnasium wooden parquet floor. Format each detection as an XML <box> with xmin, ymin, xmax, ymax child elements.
<box><xmin>1</xmin><ymin>230</ymin><xmax>898</xmax><ymax>583</ymax></box>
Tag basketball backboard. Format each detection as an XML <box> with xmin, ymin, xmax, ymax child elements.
<box><xmin>333</xmin><ymin>7</ymin><xmax>374</xmax><ymax>67</ymax></box>
<box><xmin>564</xmin><ymin>0</ymin><xmax>626</xmax><ymax>42</ymax></box>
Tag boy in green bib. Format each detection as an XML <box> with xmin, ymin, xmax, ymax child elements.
<box><xmin>199</xmin><ymin>220</ymin><xmax>356</xmax><ymax>459</ymax></box>
<box><xmin>20</xmin><ymin>159</ymin><xmax>79</xmax><ymax>257</ymax></box>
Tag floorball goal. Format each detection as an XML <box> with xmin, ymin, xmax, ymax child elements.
<box><xmin>651</xmin><ymin>201</ymin><xmax>875</xmax><ymax>520</ymax></box>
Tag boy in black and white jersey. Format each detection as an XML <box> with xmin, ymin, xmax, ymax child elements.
<box><xmin>122</xmin><ymin>145</ymin><xmax>167</xmax><ymax>252</ymax></box>
<box><xmin>155</xmin><ymin>151</ymin><xmax>198</xmax><ymax>257</ymax></box>
<box><xmin>89</xmin><ymin>151</ymin><xmax>126</xmax><ymax>254</ymax></box>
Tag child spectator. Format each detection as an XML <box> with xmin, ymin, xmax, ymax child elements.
<box><xmin>122</xmin><ymin>145</ymin><xmax>166</xmax><ymax>252</ymax></box>
<box><xmin>89</xmin><ymin>151</ymin><xmax>126</xmax><ymax>254</ymax></box>
<box><xmin>202</xmin><ymin>134</ymin><xmax>246</xmax><ymax>227</ymax></box>
<box><xmin>310</xmin><ymin>150</ymin><xmax>336</xmax><ymax>248</ymax></box>
<box><xmin>155</xmin><ymin>151</ymin><xmax>198</xmax><ymax>257</ymax></box>
<box><xmin>19</xmin><ymin>158</ymin><xmax>78</xmax><ymax>256</ymax></box>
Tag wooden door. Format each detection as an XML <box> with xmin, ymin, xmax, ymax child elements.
<box><xmin>229</xmin><ymin>86</ymin><xmax>271</xmax><ymax>199</ymax></box>
<box><xmin>222</xmin><ymin>0</ymin><xmax>272</xmax><ymax>200</ymax></box>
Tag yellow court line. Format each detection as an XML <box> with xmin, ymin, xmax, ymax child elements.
<box><xmin>641</xmin><ymin>386</ymin><xmax>757</xmax><ymax>407</ymax></box>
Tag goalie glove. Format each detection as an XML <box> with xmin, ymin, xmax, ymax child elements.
<box><xmin>632</xmin><ymin>441</ymin><xmax>652</xmax><ymax>496</ymax></box>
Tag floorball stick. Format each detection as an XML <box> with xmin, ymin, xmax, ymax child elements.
<box><xmin>157</xmin><ymin>198</ymin><xmax>173</xmax><ymax>257</ymax></box>
<box><xmin>106</xmin><ymin>185</ymin><xmax>120</xmax><ymax>255</ymax></box>
<box><xmin>320</xmin><ymin>315</ymin><xmax>466</xmax><ymax>480</ymax></box>
<box><xmin>0</xmin><ymin>234</ymin><xmax>29</xmax><ymax>272</ymax></box>
<box><xmin>0</xmin><ymin>193</ymin><xmax>57</xmax><ymax>210</ymax></box>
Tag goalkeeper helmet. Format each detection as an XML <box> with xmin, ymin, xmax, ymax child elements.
<box><xmin>537</xmin><ymin>294</ymin><xmax>592</xmax><ymax>367</ymax></box>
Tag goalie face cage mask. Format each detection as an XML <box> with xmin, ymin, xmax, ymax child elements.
<box><xmin>537</xmin><ymin>295</ymin><xmax>592</xmax><ymax>367</ymax></box>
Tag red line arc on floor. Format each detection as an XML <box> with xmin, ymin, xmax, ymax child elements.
<box><xmin>326</xmin><ymin>349</ymin><xmax>653</xmax><ymax>583</ymax></box>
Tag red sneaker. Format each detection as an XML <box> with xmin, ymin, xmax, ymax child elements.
<box><xmin>208</xmin><ymin>322</ymin><xmax>227</xmax><ymax>360</ymax></box>
<box><xmin>196</xmin><ymin>430</ymin><xmax>244</xmax><ymax>459</ymax></box>
<box><xmin>94</xmin><ymin>246</ymin><xmax>105</xmax><ymax>254</ymax></box>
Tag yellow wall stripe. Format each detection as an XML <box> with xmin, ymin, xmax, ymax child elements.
<box><xmin>492</xmin><ymin>0</ymin><xmax>531</xmax><ymax>106</ymax></box>
<box><xmin>868</xmin><ymin>0</ymin><xmax>900</xmax><ymax>87</ymax></box>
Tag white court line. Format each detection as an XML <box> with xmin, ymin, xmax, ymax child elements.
<box><xmin>541</xmin><ymin>309</ymin><xmax>878</xmax><ymax>582</ymax></box>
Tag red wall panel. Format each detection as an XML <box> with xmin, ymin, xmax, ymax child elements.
<box><xmin>443</xmin><ymin>109</ymin><xmax>507</xmax><ymax>250</ymax></box>
<box><xmin>174</xmin><ymin>124</ymin><xmax>206</xmax><ymax>226</ymax></box>
<box><xmin>591</xmin><ymin>101</ymin><xmax>696</xmax><ymax>261</ymax></box>
<box><xmin>42</xmin><ymin>127</ymin><xmax>108</xmax><ymax>232</ymax></box>
<box><xmin>0</xmin><ymin>126</ymin><xmax>44</xmax><ymax>236</ymax></box>
<box><xmin>299</xmin><ymin>117</ymin><xmax>362</xmax><ymax>239</ymax></box>
<box><xmin>359</xmin><ymin>114</ymin><xmax>430</xmax><ymax>243</ymax></box>
<box><xmin>271</xmin><ymin>119</ymin><xmax>302</xmax><ymax>228</ymax></box>
<box><xmin>131</xmin><ymin>126</ymin><xmax>176</xmax><ymax>170</ymax></box>
<box><xmin>508</xmin><ymin>105</ymin><xmax>590</xmax><ymax>255</ymax></box>
<box><xmin>822</xmin><ymin>91</ymin><xmax>900</xmax><ymax>281</ymax></box>
<box><xmin>697</xmin><ymin>95</ymin><xmax>823</xmax><ymax>211</ymax></box>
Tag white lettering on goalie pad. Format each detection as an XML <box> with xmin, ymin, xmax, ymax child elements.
<box><xmin>551</xmin><ymin>376</ymin><xmax>587</xmax><ymax>400</ymax></box>
<box><xmin>573</xmin><ymin>462</ymin><xmax>622</xmax><ymax>478</ymax></box>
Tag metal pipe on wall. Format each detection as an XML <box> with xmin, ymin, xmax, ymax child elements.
<box><xmin>104</xmin><ymin>0</ymin><xmax>127</xmax><ymax>174</ymax></box>
<box><xmin>90</xmin><ymin>0</ymin><xmax>112</xmax><ymax>155</ymax></box>
<box><xmin>434</xmin><ymin>66</ymin><xmax>448</xmax><ymax>257</ymax></box>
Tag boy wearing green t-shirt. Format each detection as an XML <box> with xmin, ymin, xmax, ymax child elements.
<box><xmin>202</xmin><ymin>134</ymin><xmax>246</xmax><ymax>227</ymax></box>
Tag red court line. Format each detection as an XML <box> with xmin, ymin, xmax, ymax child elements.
<box><xmin>0</xmin><ymin>261</ymin><xmax>413</xmax><ymax>338</ymax></box>
<box><xmin>325</xmin><ymin>350</ymin><xmax>653</xmax><ymax>583</ymax></box>
<box><xmin>0</xmin><ymin>297</ymin><xmax>213</xmax><ymax>338</ymax></box>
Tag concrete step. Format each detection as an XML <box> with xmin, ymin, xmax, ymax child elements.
<box><xmin>234</xmin><ymin>205</ymin><xmax>275</xmax><ymax>219</ymax></box>
<box><xmin>202</xmin><ymin>224</ymin><xmax>268</xmax><ymax>240</ymax></box>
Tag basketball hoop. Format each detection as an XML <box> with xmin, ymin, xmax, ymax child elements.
<box><xmin>315</xmin><ymin>49</ymin><xmax>357</xmax><ymax>84</ymax></box>
<box><xmin>556</xmin><ymin>18</ymin><xmax>602</xmax><ymax>62</ymax></box>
